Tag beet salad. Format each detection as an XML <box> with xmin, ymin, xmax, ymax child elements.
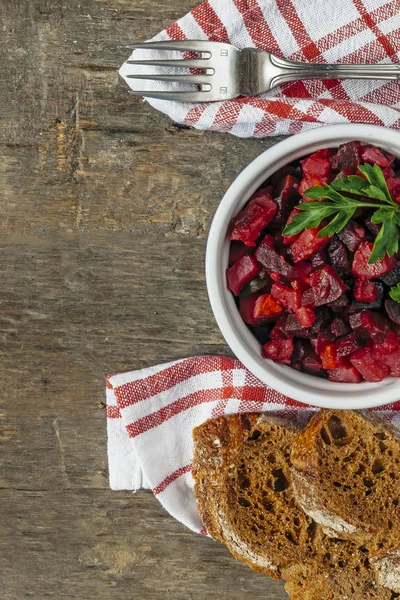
<box><xmin>226</xmin><ymin>141</ymin><xmax>400</xmax><ymax>383</ymax></box>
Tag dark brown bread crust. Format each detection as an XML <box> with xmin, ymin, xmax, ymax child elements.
<box><xmin>284</xmin><ymin>535</ymin><xmax>394</xmax><ymax>600</ymax></box>
<box><xmin>192</xmin><ymin>413</ymin><xmax>315</xmax><ymax>579</ymax></box>
<box><xmin>290</xmin><ymin>410</ymin><xmax>400</xmax><ymax>542</ymax></box>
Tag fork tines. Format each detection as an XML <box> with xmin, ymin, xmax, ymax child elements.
<box><xmin>124</xmin><ymin>40</ymin><xmax>216</xmax><ymax>101</ymax></box>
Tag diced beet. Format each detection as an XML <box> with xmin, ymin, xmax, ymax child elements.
<box><xmin>229</xmin><ymin>242</ymin><xmax>253</xmax><ymax>266</ymax></box>
<box><xmin>308</xmin><ymin>265</ymin><xmax>347</xmax><ymax>307</ymax></box>
<box><xmin>337</xmin><ymin>220</ymin><xmax>365</xmax><ymax>252</ymax></box>
<box><xmin>263</xmin><ymin>338</ymin><xmax>294</xmax><ymax>364</ymax></box>
<box><xmin>255</xmin><ymin>235</ymin><xmax>296</xmax><ymax>279</ymax></box>
<box><xmin>240</xmin><ymin>275</ymin><xmax>271</xmax><ymax>298</ymax></box>
<box><xmin>239</xmin><ymin>293</ymin><xmax>282</xmax><ymax>325</ymax></box>
<box><xmin>320</xmin><ymin>344</ymin><xmax>339</xmax><ymax>369</ymax></box>
<box><xmin>330</xmin><ymin>142</ymin><xmax>361</xmax><ymax>174</ymax></box>
<box><xmin>271</xmin><ymin>282</ymin><xmax>301</xmax><ymax>313</ymax></box>
<box><xmin>270</xmin><ymin>315</ymin><xmax>290</xmax><ymax>340</ymax></box>
<box><xmin>291</xmin><ymin>227</ymin><xmax>331</xmax><ymax>263</ymax></box>
<box><xmin>349</xmin><ymin>312</ymin><xmax>362</xmax><ymax>330</ymax></box>
<box><xmin>229</xmin><ymin>191</ymin><xmax>278</xmax><ymax>246</ymax></box>
<box><xmin>251</xmin><ymin>325</ymin><xmax>272</xmax><ymax>346</ymax></box>
<box><xmin>336</xmin><ymin>332</ymin><xmax>361</xmax><ymax>358</ymax></box>
<box><xmin>261</xmin><ymin>234</ymin><xmax>275</xmax><ymax>248</ymax></box>
<box><xmin>329</xmin><ymin>153</ymin><xmax>339</xmax><ymax>171</ymax></box>
<box><xmin>311</xmin><ymin>307</ymin><xmax>333</xmax><ymax>337</ymax></box>
<box><xmin>303</xmin><ymin>353</ymin><xmax>324</xmax><ymax>374</ymax></box>
<box><xmin>291</xmin><ymin>280</ymin><xmax>308</xmax><ymax>293</ymax></box>
<box><xmin>291</xmin><ymin>341</ymin><xmax>323</xmax><ymax>374</ymax></box>
<box><xmin>391</xmin><ymin>323</ymin><xmax>400</xmax><ymax>337</ymax></box>
<box><xmin>239</xmin><ymin>294</ymin><xmax>262</xmax><ymax>325</ymax></box>
<box><xmin>373</xmin><ymin>330</ymin><xmax>398</xmax><ymax>356</ymax></box>
<box><xmin>349</xmin><ymin>286</ymin><xmax>384</xmax><ymax>312</ymax></box>
<box><xmin>295</xmin><ymin>307</ymin><xmax>316</xmax><ymax>328</ymax></box>
<box><xmin>271</xmin><ymin>231</ymin><xmax>286</xmax><ymax>250</ymax></box>
<box><xmin>253</xmin><ymin>294</ymin><xmax>283</xmax><ymax>322</ymax></box>
<box><xmin>327</xmin><ymin>239</ymin><xmax>351</xmax><ymax>276</ymax></box>
<box><xmin>364</xmin><ymin>217</ymin><xmax>381</xmax><ymax>237</ymax></box>
<box><xmin>302</xmin><ymin>288</ymin><xmax>315</xmax><ymax>307</ymax></box>
<box><xmin>353</xmin><ymin>279</ymin><xmax>380</xmax><ymax>303</ymax></box>
<box><xmin>327</xmin><ymin>294</ymin><xmax>349</xmax><ymax>313</ymax></box>
<box><xmin>310</xmin><ymin>249</ymin><xmax>327</xmax><ymax>269</ymax></box>
<box><xmin>359</xmin><ymin>311</ymin><xmax>390</xmax><ymax>343</ymax></box>
<box><xmin>360</xmin><ymin>145</ymin><xmax>388</xmax><ymax>167</ymax></box>
<box><xmin>291</xmin><ymin>339</ymin><xmax>309</xmax><ymax>364</ymax></box>
<box><xmin>333</xmin><ymin>167</ymin><xmax>354</xmax><ymax>180</ymax></box>
<box><xmin>291</xmin><ymin>361</ymin><xmax>303</xmax><ymax>371</ymax></box>
<box><xmin>285</xmin><ymin>313</ymin><xmax>313</xmax><ymax>338</ymax></box>
<box><xmin>381</xmin><ymin>264</ymin><xmax>400</xmax><ymax>287</ymax></box>
<box><xmin>294</xmin><ymin>261</ymin><xmax>313</xmax><ymax>281</ymax></box>
<box><xmin>227</xmin><ymin>255</ymin><xmax>260</xmax><ymax>296</ymax></box>
<box><xmin>385</xmin><ymin>299</ymin><xmax>400</xmax><ymax>325</ymax></box>
<box><xmin>386</xmin><ymin>177</ymin><xmax>400</xmax><ymax>204</ymax></box>
<box><xmin>328</xmin><ymin>364</ymin><xmax>361</xmax><ymax>383</ymax></box>
<box><xmin>382</xmin><ymin>348</ymin><xmax>400</xmax><ymax>377</ymax></box>
<box><xmin>331</xmin><ymin>318</ymin><xmax>349</xmax><ymax>338</ymax></box>
<box><xmin>299</xmin><ymin>149</ymin><xmax>332</xmax><ymax>197</ymax></box>
<box><xmin>283</xmin><ymin>208</ymin><xmax>302</xmax><ymax>245</ymax></box>
<box><xmin>352</xmin><ymin>241</ymin><xmax>396</xmax><ymax>279</ymax></box>
<box><xmin>383</xmin><ymin>166</ymin><xmax>395</xmax><ymax>180</ymax></box>
<box><xmin>270</xmin><ymin>272</ymin><xmax>280</xmax><ymax>281</ymax></box>
<box><xmin>314</xmin><ymin>329</ymin><xmax>336</xmax><ymax>355</ymax></box>
<box><xmin>350</xmin><ymin>344</ymin><xmax>390</xmax><ymax>382</ymax></box>
<box><xmin>270</xmin><ymin>165</ymin><xmax>296</xmax><ymax>186</ymax></box>
<box><xmin>273</xmin><ymin>175</ymin><xmax>301</xmax><ymax>228</ymax></box>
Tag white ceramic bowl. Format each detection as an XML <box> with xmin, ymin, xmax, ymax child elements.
<box><xmin>206</xmin><ymin>124</ymin><xmax>400</xmax><ymax>409</ymax></box>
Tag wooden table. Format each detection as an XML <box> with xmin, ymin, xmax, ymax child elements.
<box><xmin>1</xmin><ymin>1</ymin><xmax>287</xmax><ymax>597</ymax></box>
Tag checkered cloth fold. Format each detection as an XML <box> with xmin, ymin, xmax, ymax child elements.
<box><xmin>119</xmin><ymin>0</ymin><xmax>400</xmax><ymax>138</ymax></box>
<box><xmin>106</xmin><ymin>356</ymin><xmax>400</xmax><ymax>533</ymax></box>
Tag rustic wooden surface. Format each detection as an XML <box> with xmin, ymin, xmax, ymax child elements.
<box><xmin>0</xmin><ymin>1</ymin><xmax>288</xmax><ymax>598</ymax></box>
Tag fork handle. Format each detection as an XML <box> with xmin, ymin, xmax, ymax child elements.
<box><xmin>268</xmin><ymin>54</ymin><xmax>400</xmax><ymax>87</ymax></box>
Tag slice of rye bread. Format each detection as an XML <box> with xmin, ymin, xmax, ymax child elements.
<box><xmin>290</xmin><ymin>410</ymin><xmax>400</xmax><ymax>542</ymax></box>
<box><xmin>192</xmin><ymin>413</ymin><xmax>317</xmax><ymax>579</ymax></box>
<box><xmin>283</xmin><ymin>535</ymin><xmax>398</xmax><ymax>600</ymax></box>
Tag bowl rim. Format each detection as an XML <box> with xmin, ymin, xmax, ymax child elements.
<box><xmin>206</xmin><ymin>124</ymin><xmax>400</xmax><ymax>409</ymax></box>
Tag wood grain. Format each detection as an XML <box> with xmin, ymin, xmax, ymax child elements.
<box><xmin>0</xmin><ymin>0</ymin><xmax>287</xmax><ymax>597</ymax></box>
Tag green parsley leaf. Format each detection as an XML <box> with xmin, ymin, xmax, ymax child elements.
<box><xmin>370</xmin><ymin>206</ymin><xmax>393</xmax><ymax>225</ymax></box>
<box><xmin>368</xmin><ymin>219</ymin><xmax>399</xmax><ymax>263</ymax></box>
<box><xmin>358</xmin><ymin>163</ymin><xmax>393</xmax><ymax>204</ymax></box>
<box><xmin>282</xmin><ymin>162</ymin><xmax>400</xmax><ymax>263</ymax></box>
<box><xmin>330</xmin><ymin>175</ymin><xmax>371</xmax><ymax>196</ymax></box>
<box><xmin>304</xmin><ymin>184</ymin><xmax>359</xmax><ymax>205</ymax></box>
<box><xmin>390</xmin><ymin>282</ymin><xmax>400</xmax><ymax>302</ymax></box>
<box><xmin>318</xmin><ymin>208</ymin><xmax>357</xmax><ymax>237</ymax></box>
<box><xmin>283</xmin><ymin>204</ymin><xmax>338</xmax><ymax>236</ymax></box>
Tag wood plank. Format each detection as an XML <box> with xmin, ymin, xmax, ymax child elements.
<box><xmin>0</xmin><ymin>489</ymin><xmax>288</xmax><ymax>600</ymax></box>
<box><xmin>0</xmin><ymin>232</ymin><xmax>227</xmax><ymax>490</ymax></box>
<box><xmin>0</xmin><ymin>0</ymin><xmax>289</xmax><ymax>598</ymax></box>
<box><xmin>1</xmin><ymin>0</ymin><xmax>281</xmax><ymax>234</ymax></box>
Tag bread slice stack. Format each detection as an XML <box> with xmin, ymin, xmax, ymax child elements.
<box><xmin>192</xmin><ymin>410</ymin><xmax>400</xmax><ymax>600</ymax></box>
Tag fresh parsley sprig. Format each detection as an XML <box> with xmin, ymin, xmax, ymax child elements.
<box><xmin>283</xmin><ymin>163</ymin><xmax>400</xmax><ymax>264</ymax></box>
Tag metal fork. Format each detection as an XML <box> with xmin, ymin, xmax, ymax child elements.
<box><xmin>124</xmin><ymin>40</ymin><xmax>400</xmax><ymax>102</ymax></box>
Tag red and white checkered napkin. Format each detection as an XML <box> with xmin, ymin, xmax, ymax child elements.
<box><xmin>119</xmin><ymin>0</ymin><xmax>400</xmax><ymax>138</ymax></box>
<box><xmin>106</xmin><ymin>355</ymin><xmax>400</xmax><ymax>533</ymax></box>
